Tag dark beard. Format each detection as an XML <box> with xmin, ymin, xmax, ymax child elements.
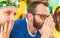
<box><xmin>33</xmin><ymin>16</ymin><xmax>43</xmax><ymax>30</ymax></box>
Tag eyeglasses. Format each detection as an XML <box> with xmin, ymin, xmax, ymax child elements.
<box><xmin>32</xmin><ymin>13</ymin><xmax>49</xmax><ymax>20</ymax></box>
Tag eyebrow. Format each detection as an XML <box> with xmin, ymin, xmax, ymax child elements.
<box><xmin>4</xmin><ymin>10</ymin><xmax>12</xmax><ymax>13</ymax></box>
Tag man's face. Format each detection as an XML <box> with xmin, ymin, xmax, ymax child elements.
<box><xmin>32</xmin><ymin>4</ymin><xmax>50</xmax><ymax>30</ymax></box>
<box><xmin>0</xmin><ymin>6</ymin><xmax>16</xmax><ymax>25</ymax></box>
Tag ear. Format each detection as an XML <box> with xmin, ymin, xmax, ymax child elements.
<box><xmin>27</xmin><ymin>13</ymin><xmax>33</xmax><ymax>21</ymax></box>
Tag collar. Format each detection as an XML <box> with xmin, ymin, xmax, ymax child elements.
<box><xmin>26</xmin><ymin>18</ymin><xmax>37</xmax><ymax>37</ymax></box>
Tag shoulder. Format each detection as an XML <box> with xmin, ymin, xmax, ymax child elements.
<box><xmin>12</xmin><ymin>18</ymin><xmax>27</xmax><ymax>33</ymax></box>
<box><xmin>14</xmin><ymin>18</ymin><xmax>27</xmax><ymax>27</ymax></box>
<box><xmin>10</xmin><ymin>18</ymin><xmax>28</xmax><ymax>38</ymax></box>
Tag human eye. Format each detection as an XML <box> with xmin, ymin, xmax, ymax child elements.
<box><xmin>4</xmin><ymin>10</ymin><xmax>11</xmax><ymax>15</ymax></box>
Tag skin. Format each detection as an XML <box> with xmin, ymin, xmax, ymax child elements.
<box><xmin>0</xmin><ymin>6</ymin><xmax>16</xmax><ymax>38</ymax></box>
<box><xmin>28</xmin><ymin>3</ymin><xmax>55</xmax><ymax>38</ymax></box>
<box><xmin>56</xmin><ymin>12</ymin><xmax>60</xmax><ymax>31</ymax></box>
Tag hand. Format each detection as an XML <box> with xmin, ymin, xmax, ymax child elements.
<box><xmin>40</xmin><ymin>15</ymin><xmax>55</xmax><ymax>38</ymax></box>
<box><xmin>0</xmin><ymin>20</ymin><xmax>14</xmax><ymax>38</ymax></box>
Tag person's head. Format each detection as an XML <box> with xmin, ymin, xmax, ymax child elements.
<box><xmin>27</xmin><ymin>0</ymin><xmax>40</xmax><ymax>3</ymax></box>
<box><xmin>27</xmin><ymin>1</ymin><xmax>50</xmax><ymax>30</ymax></box>
<box><xmin>0</xmin><ymin>6</ymin><xmax>16</xmax><ymax>25</ymax></box>
<box><xmin>53</xmin><ymin>6</ymin><xmax>60</xmax><ymax>31</ymax></box>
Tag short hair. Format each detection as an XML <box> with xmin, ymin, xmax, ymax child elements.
<box><xmin>28</xmin><ymin>1</ymin><xmax>48</xmax><ymax>14</ymax></box>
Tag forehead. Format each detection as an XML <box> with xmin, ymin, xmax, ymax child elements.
<box><xmin>0</xmin><ymin>6</ymin><xmax>16</xmax><ymax>14</ymax></box>
<box><xmin>35</xmin><ymin>4</ymin><xmax>50</xmax><ymax>15</ymax></box>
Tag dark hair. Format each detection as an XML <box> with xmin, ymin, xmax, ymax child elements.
<box><xmin>53</xmin><ymin>6</ymin><xmax>60</xmax><ymax>21</ymax></box>
<box><xmin>27</xmin><ymin>1</ymin><xmax>48</xmax><ymax>14</ymax></box>
<box><xmin>53</xmin><ymin>6</ymin><xmax>60</xmax><ymax>31</ymax></box>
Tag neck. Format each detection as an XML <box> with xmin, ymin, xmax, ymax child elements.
<box><xmin>28</xmin><ymin>21</ymin><xmax>37</xmax><ymax>35</ymax></box>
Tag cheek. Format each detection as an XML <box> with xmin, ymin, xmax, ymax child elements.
<box><xmin>0</xmin><ymin>15</ymin><xmax>7</xmax><ymax>23</ymax></box>
<box><xmin>35</xmin><ymin>16</ymin><xmax>44</xmax><ymax>24</ymax></box>
<box><xmin>57</xmin><ymin>17</ymin><xmax>60</xmax><ymax>21</ymax></box>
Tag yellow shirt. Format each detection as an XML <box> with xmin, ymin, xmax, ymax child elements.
<box><xmin>15</xmin><ymin>1</ymin><xmax>27</xmax><ymax>19</ymax></box>
<box><xmin>53</xmin><ymin>28</ymin><xmax>60</xmax><ymax>38</ymax></box>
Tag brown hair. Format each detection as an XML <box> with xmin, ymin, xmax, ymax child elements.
<box><xmin>28</xmin><ymin>1</ymin><xmax>48</xmax><ymax>14</ymax></box>
<box><xmin>53</xmin><ymin>6</ymin><xmax>60</xmax><ymax>31</ymax></box>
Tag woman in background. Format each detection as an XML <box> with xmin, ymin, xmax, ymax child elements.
<box><xmin>53</xmin><ymin>6</ymin><xmax>60</xmax><ymax>38</ymax></box>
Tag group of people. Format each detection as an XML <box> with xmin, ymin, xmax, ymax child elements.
<box><xmin>0</xmin><ymin>1</ymin><xmax>60</xmax><ymax>38</ymax></box>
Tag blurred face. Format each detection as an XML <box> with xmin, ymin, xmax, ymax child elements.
<box><xmin>56</xmin><ymin>13</ymin><xmax>60</xmax><ymax>30</ymax></box>
<box><xmin>32</xmin><ymin>4</ymin><xmax>50</xmax><ymax>30</ymax></box>
<box><xmin>0</xmin><ymin>6</ymin><xmax>16</xmax><ymax>25</ymax></box>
